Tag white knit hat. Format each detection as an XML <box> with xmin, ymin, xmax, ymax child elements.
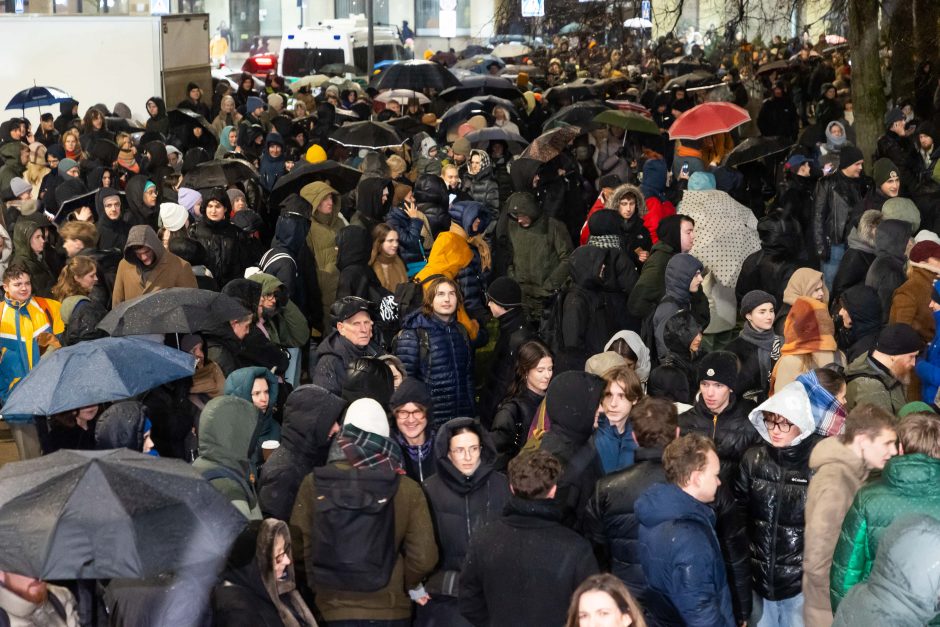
<box><xmin>159</xmin><ymin>202</ymin><xmax>189</xmax><ymax>232</ymax></box>
<box><xmin>343</xmin><ymin>398</ymin><xmax>389</xmax><ymax>438</ymax></box>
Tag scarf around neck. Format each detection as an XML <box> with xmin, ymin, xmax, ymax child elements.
<box><xmin>329</xmin><ymin>424</ymin><xmax>404</xmax><ymax>473</ymax></box>
<box><xmin>739</xmin><ymin>322</ymin><xmax>782</xmax><ymax>390</ymax></box>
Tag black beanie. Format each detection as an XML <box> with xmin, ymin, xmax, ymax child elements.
<box><xmin>839</xmin><ymin>145</ymin><xmax>864</xmax><ymax>170</ymax></box>
<box><xmin>739</xmin><ymin>290</ymin><xmax>776</xmax><ymax>317</ymax></box>
<box><xmin>697</xmin><ymin>351</ymin><xmax>739</xmax><ymax>388</ymax></box>
<box><xmin>389</xmin><ymin>377</ymin><xmax>433</xmax><ymax>419</ymax></box>
<box><xmin>875</xmin><ymin>323</ymin><xmax>923</xmax><ymax>356</ymax></box>
<box><xmin>486</xmin><ymin>276</ymin><xmax>522</xmax><ymax>308</ymax></box>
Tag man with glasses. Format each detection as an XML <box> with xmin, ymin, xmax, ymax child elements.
<box><xmin>312</xmin><ymin>296</ymin><xmax>384</xmax><ymax>396</ymax></box>
<box><xmin>734</xmin><ymin>381</ymin><xmax>821</xmax><ymax>626</ymax></box>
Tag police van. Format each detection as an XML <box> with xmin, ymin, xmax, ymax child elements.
<box><xmin>279</xmin><ymin>15</ymin><xmax>407</xmax><ymax>78</ymax></box>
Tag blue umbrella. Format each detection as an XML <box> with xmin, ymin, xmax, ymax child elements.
<box><xmin>5</xmin><ymin>85</ymin><xmax>72</xmax><ymax>112</ymax></box>
<box><xmin>0</xmin><ymin>337</ymin><xmax>196</xmax><ymax>416</ymax></box>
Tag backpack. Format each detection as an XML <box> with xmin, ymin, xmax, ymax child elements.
<box><xmin>309</xmin><ymin>466</ymin><xmax>401</xmax><ymax>592</ymax></box>
<box><xmin>393</xmin><ymin>273</ymin><xmax>445</xmax><ymax>321</ymax></box>
<box><xmin>640</xmin><ymin>296</ymin><xmax>679</xmax><ymax>368</ymax></box>
<box><xmin>538</xmin><ymin>288</ymin><xmax>567</xmax><ymax>354</ymax></box>
<box><xmin>259</xmin><ymin>249</ymin><xmax>296</xmax><ymax>273</ymax></box>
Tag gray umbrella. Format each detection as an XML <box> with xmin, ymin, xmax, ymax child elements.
<box><xmin>97</xmin><ymin>288</ymin><xmax>249</xmax><ymax>337</ymax></box>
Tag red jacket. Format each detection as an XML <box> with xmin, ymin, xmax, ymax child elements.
<box><xmin>579</xmin><ymin>195</ymin><xmax>607</xmax><ymax>245</ymax></box>
<box><xmin>643</xmin><ymin>196</ymin><xmax>676</xmax><ymax>243</ymax></box>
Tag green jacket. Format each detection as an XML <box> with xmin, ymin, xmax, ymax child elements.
<box><xmin>10</xmin><ymin>218</ymin><xmax>56</xmax><ymax>298</ymax></box>
<box><xmin>191</xmin><ymin>395</ymin><xmax>261</xmax><ymax>520</ymax></box>
<box><xmin>0</xmin><ymin>141</ymin><xmax>25</xmax><ymax>197</ymax></box>
<box><xmin>843</xmin><ymin>352</ymin><xmax>907</xmax><ymax>417</ymax></box>
<box><xmin>626</xmin><ymin>240</ymin><xmax>675</xmax><ymax>319</ymax></box>
<box><xmin>247</xmin><ymin>272</ymin><xmax>310</xmax><ymax>347</ymax></box>
<box><xmin>830</xmin><ymin>453</ymin><xmax>940</xmax><ymax>622</ymax></box>
<box><xmin>506</xmin><ymin>201</ymin><xmax>572</xmax><ymax>318</ymax></box>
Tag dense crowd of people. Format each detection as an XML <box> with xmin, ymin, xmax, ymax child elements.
<box><xmin>2</xmin><ymin>24</ymin><xmax>940</xmax><ymax>627</ymax></box>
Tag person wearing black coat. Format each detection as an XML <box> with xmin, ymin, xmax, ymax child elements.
<box><xmin>257</xmin><ymin>384</ymin><xmax>346</xmax><ymax>521</ymax></box>
<box><xmin>736</xmin><ymin>210</ymin><xmax>802</xmax><ymax>312</ymax></box>
<box><xmin>583</xmin><ymin>397</ymin><xmax>676</xmax><ymax>613</ymax></box>
<box><xmin>123</xmin><ymin>174</ymin><xmax>160</xmax><ymax>228</ymax></box>
<box><xmin>586</xmin><ymin>210</ymin><xmax>639</xmax><ymax>332</ymax></box>
<box><xmin>865</xmin><ymin>218</ymin><xmax>911</xmax><ymax>323</ymax></box>
<box><xmin>875</xmin><ymin>111</ymin><xmax>921</xmax><ymax>197</ymax></box>
<box><xmin>413</xmin><ymin>173</ymin><xmax>451</xmax><ymax>238</ymax></box>
<box><xmin>831</xmin><ymin>208</ymin><xmax>880</xmax><ymax>305</ymax></box>
<box><xmin>350</xmin><ymin>177</ymin><xmax>393</xmax><ymax>235</ymax></box>
<box><xmin>561</xmin><ymin>245</ymin><xmax>614</xmax><ymax>369</ymax></box>
<box><xmin>647</xmin><ymin>309</ymin><xmax>703</xmax><ymax>404</ymax></box>
<box><xmin>459</xmin><ymin>450</ymin><xmax>599</xmax><ymax>627</ymax></box>
<box><xmin>835</xmin><ymin>284</ymin><xmax>883</xmax><ymax>363</ymax></box>
<box><xmin>54</xmin><ymin>99</ymin><xmax>80</xmax><ymax>135</ymax></box>
<box><xmin>189</xmin><ymin>188</ymin><xmax>248</xmax><ymax>287</ymax></box>
<box><xmin>95</xmin><ymin>187</ymin><xmax>132</xmax><ymax>251</ymax></box>
<box><xmin>477</xmin><ymin>276</ymin><xmax>536</xmax><ymax>428</ymax></box>
<box><xmin>724</xmin><ymin>291</ymin><xmax>782</xmax><ymax>404</ymax></box>
<box><xmin>60</xmin><ymin>295</ymin><xmax>108</xmax><ymax>346</ymax></box>
<box><xmin>144</xmin><ymin>97</ymin><xmax>169</xmax><ymax>136</ymax></box>
<box><xmin>419</xmin><ymin>418</ymin><xmax>511</xmax><ymax>626</ymax></box>
<box><xmin>757</xmin><ymin>82</ymin><xmax>800</xmax><ymax>142</ymax></box>
<box><xmin>334</xmin><ymin>224</ymin><xmax>391</xmax><ymax>305</ymax></box>
<box><xmin>390</xmin><ymin>378</ymin><xmax>438</xmax><ymax>484</ymax></box>
<box><xmin>311</xmin><ymin>298</ymin><xmax>384</xmax><ymax>396</ymax></box>
<box><xmin>777</xmin><ymin>161</ymin><xmax>817</xmax><ymax>263</ymax></box>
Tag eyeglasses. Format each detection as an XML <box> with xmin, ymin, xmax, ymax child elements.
<box><xmin>763</xmin><ymin>418</ymin><xmax>792</xmax><ymax>433</ymax></box>
<box><xmin>450</xmin><ymin>445</ymin><xmax>481</xmax><ymax>458</ymax></box>
<box><xmin>395</xmin><ymin>409</ymin><xmax>425</xmax><ymax>419</ymax></box>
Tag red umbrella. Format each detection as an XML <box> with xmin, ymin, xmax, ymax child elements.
<box><xmin>668</xmin><ymin>102</ymin><xmax>751</xmax><ymax>140</ymax></box>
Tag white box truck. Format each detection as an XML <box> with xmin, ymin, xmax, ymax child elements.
<box><xmin>0</xmin><ymin>13</ymin><xmax>211</xmax><ymax>126</ymax></box>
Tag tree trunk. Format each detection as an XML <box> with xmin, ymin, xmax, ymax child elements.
<box><xmin>885</xmin><ymin>0</ymin><xmax>914</xmax><ymax>102</ymax></box>
<box><xmin>848</xmin><ymin>0</ymin><xmax>885</xmax><ymax>164</ymax></box>
<box><xmin>914</xmin><ymin>0</ymin><xmax>939</xmax><ymax>64</ymax></box>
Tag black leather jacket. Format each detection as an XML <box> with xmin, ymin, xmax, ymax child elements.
<box><xmin>812</xmin><ymin>171</ymin><xmax>869</xmax><ymax>260</ymax></box>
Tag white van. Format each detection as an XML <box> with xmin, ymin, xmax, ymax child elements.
<box><xmin>279</xmin><ymin>15</ymin><xmax>407</xmax><ymax>78</ymax></box>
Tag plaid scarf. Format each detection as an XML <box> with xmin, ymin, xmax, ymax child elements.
<box><xmin>587</xmin><ymin>234</ymin><xmax>622</xmax><ymax>250</ymax></box>
<box><xmin>797</xmin><ymin>370</ymin><xmax>846</xmax><ymax>436</ymax></box>
<box><xmin>329</xmin><ymin>424</ymin><xmax>404</xmax><ymax>473</ymax></box>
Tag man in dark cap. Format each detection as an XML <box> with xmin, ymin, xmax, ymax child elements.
<box><xmin>845</xmin><ymin>322</ymin><xmax>923</xmax><ymax>413</ymax></box>
<box><xmin>812</xmin><ymin>144</ymin><xmax>871</xmax><ymax>288</ymax></box>
<box><xmin>874</xmin><ymin>107</ymin><xmax>919</xmax><ymax>196</ymax></box>
<box><xmin>311</xmin><ymin>296</ymin><xmax>384</xmax><ymax>395</ymax></box>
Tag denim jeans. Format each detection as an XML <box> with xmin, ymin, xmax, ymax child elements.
<box><xmin>821</xmin><ymin>243</ymin><xmax>846</xmax><ymax>290</ymax></box>
<box><xmin>755</xmin><ymin>593</ymin><xmax>804</xmax><ymax>627</ymax></box>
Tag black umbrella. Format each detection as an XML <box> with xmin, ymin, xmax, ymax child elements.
<box><xmin>663</xmin><ymin>71</ymin><xmax>722</xmax><ymax>92</ymax></box>
<box><xmin>756</xmin><ymin>59</ymin><xmax>796</xmax><ymax>76</ymax></box>
<box><xmin>543</xmin><ymin>101</ymin><xmax>611</xmax><ymax>131</ymax></box>
<box><xmin>167</xmin><ymin>108</ymin><xmax>217</xmax><ymax>139</ymax></box>
<box><xmin>329</xmin><ymin>120</ymin><xmax>405</xmax><ymax>149</ymax></box>
<box><xmin>269</xmin><ymin>159</ymin><xmax>362</xmax><ymax>206</ymax></box>
<box><xmin>439</xmin><ymin>75</ymin><xmax>522</xmax><ymax>100</ymax></box>
<box><xmin>464</xmin><ymin>127</ymin><xmax>529</xmax><ymax>153</ymax></box>
<box><xmin>500</xmin><ymin>64</ymin><xmax>545</xmax><ymax>78</ymax></box>
<box><xmin>374</xmin><ymin>60</ymin><xmax>461</xmax><ymax>91</ymax></box>
<box><xmin>543</xmin><ymin>78</ymin><xmax>606</xmax><ymax>105</ymax></box>
<box><xmin>387</xmin><ymin>116</ymin><xmax>437</xmax><ymax>140</ymax></box>
<box><xmin>98</xmin><ymin>288</ymin><xmax>248</xmax><ymax>337</ymax></box>
<box><xmin>439</xmin><ymin>96</ymin><xmax>518</xmax><ymax>131</ymax></box>
<box><xmin>721</xmin><ymin>136</ymin><xmax>794</xmax><ymax>168</ymax></box>
<box><xmin>181</xmin><ymin>158</ymin><xmax>259</xmax><ymax>189</ymax></box>
<box><xmin>55</xmin><ymin>188</ymin><xmax>101</xmax><ymax>224</ymax></box>
<box><xmin>0</xmin><ymin>449</ymin><xmax>245</xmax><ymax>579</ymax></box>
<box><xmin>105</xmin><ymin>117</ymin><xmax>145</xmax><ymax>133</ymax></box>
<box><xmin>320</xmin><ymin>63</ymin><xmax>359</xmax><ymax>76</ymax></box>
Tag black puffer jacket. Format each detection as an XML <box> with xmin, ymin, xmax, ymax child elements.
<box><xmin>490</xmin><ymin>387</ymin><xmax>543</xmax><ymax>471</ymax></box>
<box><xmin>561</xmin><ymin>245</ymin><xmax>614</xmax><ymax>366</ymax></box>
<box><xmin>257</xmin><ymin>384</ymin><xmax>346</xmax><ymax>520</ymax></box>
<box><xmin>679</xmin><ymin>395</ymin><xmax>759</xmax><ymax>483</ymax></box>
<box><xmin>777</xmin><ymin>174</ymin><xmax>817</xmax><ymax>263</ymax></box>
<box><xmin>647</xmin><ymin>310</ymin><xmax>702</xmax><ymax>403</ymax></box>
<box><xmin>414</xmin><ymin>174</ymin><xmax>450</xmax><ymax>238</ymax></box>
<box><xmin>735</xmin><ymin>432</ymin><xmax>822</xmax><ymax>600</ymax></box>
<box><xmin>864</xmin><ymin>218</ymin><xmax>911</xmax><ymax>324</ymax></box>
<box><xmin>735</xmin><ymin>211</ymin><xmax>802</xmax><ymax>306</ymax></box>
<box><xmin>461</xmin><ymin>156</ymin><xmax>500</xmax><ymax>222</ymax></box>
<box><xmin>812</xmin><ymin>170</ymin><xmax>868</xmax><ymax>260</ymax></box>
<box><xmin>334</xmin><ymin>224</ymin><xmax>390</xmax><ymax>304</ymax></box>
<box><xmin>423</xmin><ymin>418</ymin><xmax>511</xmax><ymax>586</ymax></box>
<box><xmin>189</xmin><ymin>195</ymin><xmax>246</xmax><ymax>287</ymax></box>
<box><xmin>477</xmin><ymin>307</ymin><xmax>536</xmax><ymax>428</ymax></box>
<box><xmin>583</xmin><ymin>446</ymin><xmax>666</xmax><ymax>605</ymax></box>
<box><xmin>311</xmin><ymin>330</ymin><xmax>382</xmax><ymax>396</ymax></box>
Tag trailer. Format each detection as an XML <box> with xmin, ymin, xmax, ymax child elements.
<box><xmin>0</xmin><ymin>13</ymin><xmax>211</xmax><ymax>126</ymax></box>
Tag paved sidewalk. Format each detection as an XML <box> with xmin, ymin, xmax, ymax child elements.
<box><xmin>0</xmin><ymin>422</ymin><xmax>18</xmax><ymax>468</ymax></box>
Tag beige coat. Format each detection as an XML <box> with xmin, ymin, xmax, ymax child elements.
<box><xmin>772</xmin><ymin>350</ymin><xmax>845</xmax><ymax>393</ymax></box>
<box><xmin>802</xmin><ymin>437</ymin><xmax>869</xmax><ymax>627</ymax></box>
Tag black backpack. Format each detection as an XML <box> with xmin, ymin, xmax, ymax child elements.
<box><xmin>393</xmin><ymin>273</ymin><xmax>445</xmax><ymax>320</ymax></box>
<box><xmin>310</xmin><ymin>465</ymin><xmax>401</xmax><ymax>592</ymax></box>
<box><xmin>538</xmin><ymin>288</ymin><xmax>567</xmax><ymax>354</ymax></box>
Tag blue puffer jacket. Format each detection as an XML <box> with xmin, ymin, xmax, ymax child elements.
<box><xmin>636</xmin><ymin>482</ymin><xmax>736</xmax><ymax>627</ymax></box>
<box><xmin>386</xmin><ymin>206</ymin><xmax>428</xmax><ymax>265</ymax></box>
<box><xmin>394</xmin><ymin>310</ymin><xmax>475</xmax><ymax>425</ymax></box>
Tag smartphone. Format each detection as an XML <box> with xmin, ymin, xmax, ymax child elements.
<box><xmin>681</xmin><ymin>162</ymin><xmax>690</xmax><ymax>176</ymax></box>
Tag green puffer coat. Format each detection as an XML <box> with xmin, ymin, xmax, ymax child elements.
<box><xmin>830</xmin><ymin>453</ymin><xmax>940</xmax><ymax>625</ymax></box>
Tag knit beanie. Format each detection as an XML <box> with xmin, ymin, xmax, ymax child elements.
<box><xmin>159</xmin><ymin>202</ymin><xmax>189</xmax><ymax>232</ymax></box>
<box><xmin>389</xmin><ymin>377</ymin><xmax>433</xmax><ymax>415</ymax></box>
<box><xmin>838</xmin><ymin>145</ymin><xmax>864</xmax><ymax>169</ymax></box>
<box><xmin>452</xmin><ymin>137</ymin><xmax>471</xmax><ymax>157</ymax></box>
<box><xmin>343</xmin><ymin>398</ymin><xmax>390</xmax><ymax>437</ymax></box>
<box><xmin>267</xmin><ymin>93</ymin><xmax>284</xmax><ymax>112</ymax></box>
<box><xmin>305</xmin><ymin>144</ymin><xmax>327</xmax><ymax>164</ymax></box>
<box><xmin>58</xmin><ymin>158</ymin><xmax>79</xmax><ymax>177</ymax></box>
<box><xmin>486</xmin><ymin>276</ymin><xmax>523</xmax><ymax>308</ymax></box>
<box><xmin>226</xmin><ymin>188</ymin><xmax>247</xmax><ymax>209</ymax></box>
<box><xmin>899</xmin><ymin>401</ymin><xmax>936</xmax><ymax>418</ymax></box>
<box><xmin>875</xmin><ymin>323</ymin><xmax>922</xmax><ymax>356</ymax></box>
<box><xmin>740</xmin><ymin>290</ymin><xmax>776</xmax><ymax>317</ymax></box>
<box><xmin>910</xmin><ymin>240</ymin><xmax>940</xmax><ymax>264</ymax></box>
<box><xmin>882</xmin><ymin>197</ymin><xmax>921</xmax><ymax>234</ymax></box>
<box><xmin>873</xmin><ymin>158</ymin><xmax>899</xmax><ymax>187</ymax></box>
<box><xmin>9</xmin><ymin>177</ymin><xmax>31</xmax><ymax>198</ymax></box>
<box><xmin>697</xmin><ymin>351</ymin><xmax>739</xmax><ymax>389</ymax></box>
<box><xmin>246</xmin><ymin>96</ymin><xmax>264</xmax><ymax>114</ymax></box>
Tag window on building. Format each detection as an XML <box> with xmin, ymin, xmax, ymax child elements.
<box><xmin>415</xmin><ymin>0</ymin><xmax>470</xmax><ymax>36</ymax></box>
<box><xmin>334</xmin><ymin>0</ymin><xmax>388</xmax><ymax>23</ymax></box>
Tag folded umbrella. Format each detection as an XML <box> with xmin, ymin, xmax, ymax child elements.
<box><xmin>0</xmin><ymin>449</ymin><xmax>245</xmax><ymax>579</ymax></box>
<box><xmin>97</xmin><ymin>288</ymin><xmax>249</xmax><ymax>337</ymax></box>
<box><xmin>181</xmin><ymin>158</ymin><xmax>259</xmax><ymax>189</ymax></box>
<box><xmin>722</xmin><ymin>136</ymin><xmax>793</xmax><ymax>168</ymax></box>
<box><xmin>374</xmin><ymin>60</ymin><xmax>461</xmax><ymax>91</ymax></box>
<box><xmin>520</xmin><ymin>126</ymin><xmax>582</xmax><ymax>163</ymax></box>
<box><xmin>269</xmin><ymin>159</ymin><xmax>362</xmax><ymax>206</ymax></box>
<box><xmin>329</xmin><ymin>120</ymin><xmax>405</xmax><ymax>149</ymax></box>
<box><xmin>593</xmin><ymin>110</ymin><xmax>661</xmax><ymax>135</ymax></box>
<box><xmin>668</xmin><ymin>102</ymin><xmax>751</xmax><ymax>140</ymax></box>
<box><xmin>0</xmin><ymin>337</ymin><xmax>196</xmax><ymax>417</ymax></box>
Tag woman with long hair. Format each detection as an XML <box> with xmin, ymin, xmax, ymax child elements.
<box><xmin>565</xmin><ymin>573</ymin><xmax>648</xmax><ymax>627</ymax></box>
<box><xmin>369</xmin><ymin>223</ymin><xmax>408</xmax><ymax>292</ymax></box>
<box><xmin>490</xmin><ymin>340</ymin><xmax>553</xmax><ymax>470</ymax></box>
<box><xmin>51</xmin><ymin>255</ymin><xmax>98</xmax><ymax>301</ymax></box>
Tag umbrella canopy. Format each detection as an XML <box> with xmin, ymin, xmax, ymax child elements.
<box><xmin>668</xmin><ymin>102</ymin><xmax>751</xmax><ymax>140</ymax></box>
<box><xmin>558</xmin><ymin>22</ymin><xmax>584</xmax><ymax>35</ymax></box>
<box><xmin>500</xmin><ymin>64</ymin><xmax>545</xmax><ymax>78</ymax></box>
<box><xmin>269</xmin><ymin>159</ymin><xmax>362</xmax><ymax>205</ymax></box>
<box><xmin>663</xmin><ymin>71</ymin><xmax>722</xmax><ymax>92</ymax></box>
<box><xmin>181</xmin><ymin>158</ymin><xmax>258</xmax><ymax>189</ymax></box>
<box><xmin>97</xmin><ymin>288</ymin><xmax>249</xmax><ymax>337</ymax></box>
<box><xmin>5</xmin><ymin>85</ymin><xmax>71</xmax><ymax>111</ymax></box>
<box><xmin>623</xmin><ymin>17</ymin><xmax>653</xmax><ymax>28</ymax></box>
<box><xmin>329</xmin><ymin>120</ymin><xmax>404</xmax><ymax>149</ymax></box>
<box><xmin>439</xmin><ymin>75</ymin><xmax>521</xmax><ymax>100</ymax></box>
<box><xmin>593</xmin><ymin>110</ymin><xmax>661</xmax><ymax>135</ymax></box>
<box><xmin>0</xmin><ymin>449</ymin><xmax>245</xmax><ymax>580</ymax></box>
<box><xmin>105</xmin><ymin>117</ymin><xmax>144</xmax><ymax>134</ymax></box>
<box><xmin>439</xmin><ymin>95</ymin><xmax>518</xmax><ymax>130</ymax></box>
<box><xmin>756</xmin><ymin>59</ymin><xmax>795</xmax><ymax>75</ymax></box>
<box><xmin>55</xmin><ymin>188</ymin><xmax>100</xmax><ymax>224</ymax></box>
<box><xmin>464</xmin><ymin>127</ymin><xmax>529</xmax><ymax>153</ymax></box>
<box><xmin>543</xmin><ymin>101</ymin><xmax>611</xmax><ymax>131</ymax></box>
<box><xmin>167</xmin><ymin>108</ymin><xmax>217</xmax><ymax>139</ymax></box>
<box><xmin>606</xmin><ymin>100</ymin><xmax>652</xmax><ymax>115</ymax></box>
<box><xmin>492</xmin><ymin>42</ymin><xmax>531</xmax><ymax>59</ymax></box>
<box><xmin>289</xmin><ymin>75</ymin><xmax>332</xmax><ymax>92</ymax></box>
<box><xmin>320</xmin><ymin>63</ymin><xmax>359</xmax><ymax>76</ymax></box>
<box><xmin>375</xmin><ymin>89</ymin><xmax>431</xmax><ymax>105</ymax></box>
<box><xmin>543</xmin><ymin>78</ymin><xmax>608</xmax><ymax>105</ymax></box>
<box><xmin>374</xmin><ymin>60</ymin><xmax>461</xmax><ymax>91</ymax></box>
<box><xmin>520</xmin><ymin>126</ymin><xmax>582</xmax><ymax>162</ymax></box>
<box><xmin>454</xmin><ymin>55</ymin><xmax>505</xmax><ymax>74</ymax></box>
<box><xmin>0</xmin><ymin>338</ymin><xmax>196</xmax><ymax>417</ymax></box>
<box><xmin>680</xmin><ymin>192</ymin><xmax>761</xmax><ymax>287</ymax></box>
<box><xmin>722</xmin><ymin>136</ymin><xmax>793</xmax><ymax>168</ymax></box>
<box><xmin>458</xmin><ymin>45</ymin><xmax>493</xmax><ymax>58</ymax></box>
<box><xmin>386</xmin><ymin>116</ymin><xmax>436</xmax><ymax>140</ymax></box>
